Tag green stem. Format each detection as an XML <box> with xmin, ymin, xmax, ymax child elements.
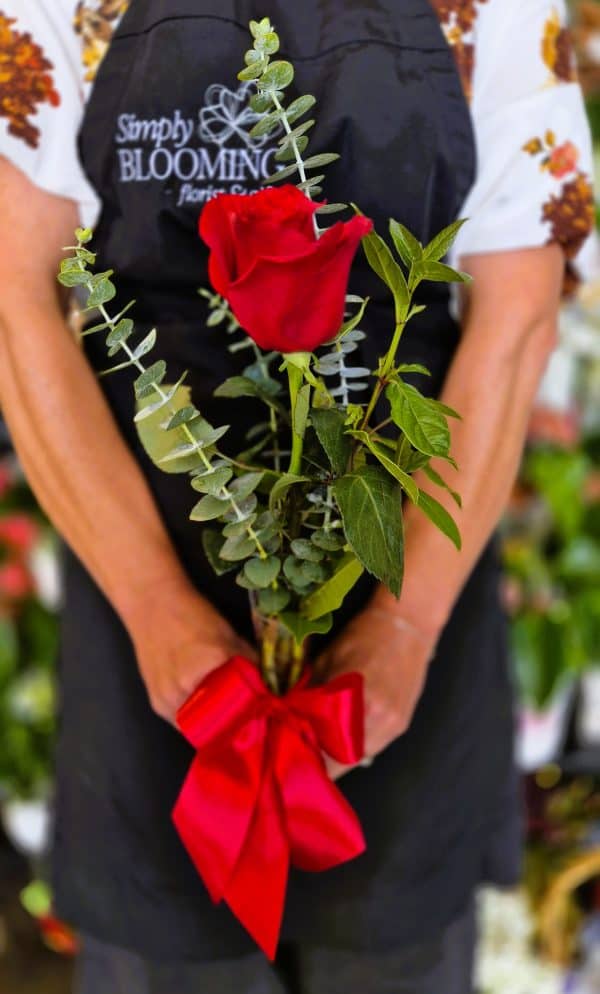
<box><xmin>287</xmin><ymin>363</ymin><xmax>305</xmax><ymax>476</ymax></box>
<box><xmin>358</xmin><ymin>320</ymin><xmax>406</xmax><ymax>433</ymax></box>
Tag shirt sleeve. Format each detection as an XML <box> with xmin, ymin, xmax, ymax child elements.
<box><xmin>0</xmin><ymin>0</ymin><xmax>100</xmax><ymax>226</ymax></box>
<box><xmin>452</xmin><ymin>0</ymin><xmax>597</xmax><ymax>284</ymax></box>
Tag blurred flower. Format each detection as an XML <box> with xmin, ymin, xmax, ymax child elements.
<box><xmin>0</xmin><ymin>513</ymin><xmax>39</xmax><ymax>552</ymax></box>
<box><xmin>0</xmin><ymin>462</ymin><xmax>11</xmax><ymax>498</ymax></box>
<box><xmin>0</xmin><ymin>560</ymin><xmax>34</xmax><ymax>600</ymax></box>
<box><xmin>528</xmin><ymin>406</ymin><xmax>581</xmax><ymax>448</ymax></box>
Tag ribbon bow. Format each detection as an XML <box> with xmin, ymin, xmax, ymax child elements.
<box><xmin>173</xmin><ymin>655</ymin><xmax>366</xmax><ymax>959</ymax></box>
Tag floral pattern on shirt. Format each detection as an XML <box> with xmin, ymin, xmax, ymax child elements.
<box><xmin>74</xmin><ymin>0</ymin><xmax>128</xmax><ymax>82</ymax></box>
<box><xmin>523</xmin><ymin>131</ymin><xmax>595</xmax><ymax>288</ymax></box>
<box><xmin>0</xmin><ymin>11</ymin><xmax>60</xmax><ymax>148</ymax></box>
<box><xmin>430</xmin><ymin>0</ymin><xmax>490</xmax><ymax>99</ymax></box>
<box><xmin>542</xmin><ymin>8</ymin><xmax>577</xmax><ymax>83</ymax></box>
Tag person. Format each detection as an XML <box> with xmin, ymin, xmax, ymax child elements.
<box><xmin>0</xmin><ymin>1</ymin><xmax>595</xmax><ymax>992</ymax></box>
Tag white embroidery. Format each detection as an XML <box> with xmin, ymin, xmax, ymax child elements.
<box><xmin>199</xmin><ymin>82</ymin><xmax>278</xmax><ymax>149</ymax></box>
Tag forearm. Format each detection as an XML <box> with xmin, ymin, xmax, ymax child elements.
<box><xmin>0</xmin><ymin>292</ymin><xmax>193</xmax><ymax>632</ymax></box>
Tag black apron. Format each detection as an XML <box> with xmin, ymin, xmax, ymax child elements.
<box><xmin>53</xmin><ymin>0</ymin><xmax>519</xmax><ymax>961</ymax></box>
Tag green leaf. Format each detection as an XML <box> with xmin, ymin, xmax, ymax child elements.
<box><xmin>290</xmin><ymin>538</ymin><xmax>324</xmax><ymax>562</ymax></box>
<box><xmin>360</xmin><ymin>228</ymin><xmax>409</xmax><ymax>322</ymax></box>
<box><xmin>286</xmin><ymin>94</ymin><xmax>316</xmax><ymax>123</ymax></box>
<box><xmin>258</xmin><ymin>587</ymin><xmax>291</xmax><ymax>614</ymax></box>
<box><xmin>338</xmin><ymin>295</ymin><xmax>369</xmax><ymax>339</ymax></box>
<box><xmin>191</xmin><ymin>465</ymin><xmax>233</xmax><ymax>494</ymax></box>
<box><xmin>165</xmin><ymin>405</ymin><xmax>199</xmax><ymax>429</ymax></box>
<box><xmin>214</xmin><ymin>375</ymin><xmax>287</xmax><ymax>417</ymax></box>
<box><xmin>106</xmin><ymin>318</ymin><xmax>134</xmax><ymax>355</ymax></box>
<box><xmin>314</xmin><ymin>203</ymin><xmax>347</xmax><ymax>215</ymax></box>
<box><xmin>350</xmin><ymin>430</ymin><xmax>419</xmax><ymax>502</ymax></box>
<box><xmin>422</xmin><ymin>219</ymin><xmax>467</xmax><ymax>262</ymax></box>
<box><xmin>414</xmin><ymin>261</ymin><xmax>472</xmax><ymax>284</ymax></box>
<box><xmin>302</xmin><ymin>152</ymin><xmax>340</xmax><ymax>169</ymax></box>
<box><xmin>190</xmin><ymin>493</ymin><xmax>229</xmax><ymax>522</ymax></box>
<box><xmin>134</xmin><ymin>360</ymin><xmax>167</xmax><ymax>399</ymax></box>
<box><xmin>311</xmin><ymin>408</ymin><xmax>351</xmax><ymax>476</ymax></box>
<box><xmin>268</xmin><ymin>473</ymin><xmax>309</xmax><ymax>511</ymax></box>
<box><xmin>302</xmin><ymin>552</ymin><xmax>364</xmax><ymax>620</ymax></box>
<box><xmin>276</xmin><ymin>135</ymin><xmax>309</xmax><ymax>162</ymax></box>
<box><xmin>133</xmin><ymin>328</ymin><xmax>157</xmax><ymax>360</ymax></box>
<box><xmin>261</xmin><ymin>60</ymin><xmax>294</xmax><ymax>89</ymax></box>
<box><xmin>202</xmin><ymin>530</ymin><xmax>236</xmax><ymax>575</ymax></box>
<box><xmin>386</xmin><ymin>381</ymin><xmax>452</xmax><ymax>460</ymax></box>
<box><xmin>57</xmin><ymin>267</ymin><xmax>91</xmax><ymax>287</ymax></box>
<box><xmin>417</xmin><ymin>491</ymin><xmax>461</xmax><ymax>549</ymax></box>
<box><xmin>332</xmin><ymin>465</ymin><xmax>404</xmax><ymax>596</ymax></box>
<box><xmin>220</xmin><ymin>532</ymin><xmax>257</xmax><ymax>562</ymax></box>
<box><xmin>284</xmin><ymin>556</ymin><xmax>326</xmax><ymax>586</ymax></box>
<box><xmin>238</xmin><ymin>59</ymin><xmax>267</xmax><ymax>81</ymax></box>
<box><xmin>75</xmin><ymin>226</ymin><xmax>93</xmax><ymax>244</ymax></box>
<box><xmin>86</xmin><ymin>274</ymin><xmax>116</xmax><ymax>308</ymax></box>
<box><xmin>395</xmin><ymin>363</ymin><xmax>430</xmax><ymax>377</ymax></box>
<box><xmin>422</xmin><ymin>463</ymin><xmax>462</xmax><ymax>507</ymax></box>
<box><xmin>136</xmin><ymin>384</ymin><xmax>203</xmax><ymax>473</ymax></box>
<box><xmin>244</xmin><ymin>556</ymin><xmax>281</xmax><ymax>588</ymax></box>
<box><xmin>250</xmin><ymin>93</ymin><xmax>273</xmax><ymax>113</ymax></box>
<box><xmin>279</xmin><ymin>611</ymin><xmax>333</xmax><ymax>646</ymax></box>
<box><xmin>249</xmin><ymin>111</ymin><xmax>282</xmax><ymax>138</ymax></box>
<box><xmin>389</xmin><ymin>219</ymin><xmax>422</xmax><ymax>266</ymax></box>
<box><xmin>229</xmin><ymin>472</ymin><xmax>264</xmax><ymax>501</ymax></box>
<box><xmin>311</xmin><ymin>529</ymin><xmax>345</xmax><ymax>552</ymax></box>
<box><xmin>263</xmin><ymin>161</ymin><xmax>300</xmax><ymax>184</ymax></box>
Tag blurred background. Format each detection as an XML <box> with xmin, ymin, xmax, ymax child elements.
<box><xmin>1</xmin><ymin>3</ymin><xmax>600</xmax><ymax>992</ymax></box>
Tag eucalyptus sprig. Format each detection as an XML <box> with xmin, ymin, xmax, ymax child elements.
<box><xmin>239</xmin><ymin>17</ymin><xmax>344</xmax><ymax>216</ymax></box>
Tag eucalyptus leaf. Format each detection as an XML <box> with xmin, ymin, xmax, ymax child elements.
<box><xmin>302</xmin><ymin>552</ymin><xmax>364</xmax><ymax>620</ymax></box>
<box><xmin>258</xmin><ymin>587</ymin><xmax>291</xmax><ymax>614</ymax></box>
<box><xmin>86</xmin><ymin>276</ymin><xmax>116</xmax><ymax>309</ymax></box>
<box><xmin>249</xmin><ymin>111</ymin><xmax>281</xmax><ymax>138</ymax></box>
<box><xmin>134</xmin><ymin>360</ymin><xmax>166</xmax><ymax>399</ymax></box>
<box><xmin>105</xmin><ymin>318</ymin><xmax>134</xmax><ymax>356</ymax></box>
<box><xmin>263</xmin><ymin>162</ymin><xmax>300</xmax><ymax>184</ymax></box>
<box><xmin>220</xmin><ymin>532</ymin><xmax>257</xmax><ymax>562</ymax></box>
<box><xmin>190</xmin><ymin>493</ymin><xmax>229</xmax><ymax>522</ymax></box>
<box><xmin>302</xmin><ymin>153</ymin><xmax>340</xmax><ymax>169</ymax></box>
<box><xmin>261</xmin><ymin>60</ymin><xmax>294</xmax><ymax>89</ymax></box>
<box><xmin>244</xmin><ymin>556</ymin><xmax>281</xmax><ymax>588</ymax></box>
<box><xmin>333</xmin><ymin>464</ymin><xmax>404</xmax><ymax>596</ymax></box>
<box><xmin>311</xmin><ymin>529</ymin><xmax>346</xmax><ymax>552</ymax></box>
<box><xmin>133</xmin><ymin>328</ymin><xmax>157</xmax><ymax>360</ymax></box>
<box><xmin>165</xmin><ymin>406</ymin><xmax>200</xmax><ymax>430</ymax></box>
<box><xmin>229</xmin><ymin>472</ymin><xmax>264</xmax><ymax>500</ymax></box>
<box><xmin>191</xmin><ymin>465</ymin><xmax>234</xmax><ymax>494</ymax></box>
<box><xmin>286</xmin><ymin>94</ymin><xmax>316</xmax><ymax>123</ymax></box>
<box><xmin>290</xmin><ymin>538</ymin><xmax>324</xmax><ymax>562</ymax></box>
<box><xmin>202</xmin><ymin>530</ymin><xmax>236</xmax><ymax>576</ymax></box>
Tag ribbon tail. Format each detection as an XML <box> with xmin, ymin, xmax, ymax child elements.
<box><xmin>224</xmin><ymin>768</ymin><xmax>289</xmax><ymax>961</ymax></box>
<box><xmin>276</xmin><ymin>728</ymin><xmax>366</xmax><ymax>872</ymax></box>
<box><xmin>172</xmin><ymin>720</ymin><xmax>265</xmax><ymax>903</ymax></box>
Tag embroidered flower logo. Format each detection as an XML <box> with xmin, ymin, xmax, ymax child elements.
<box><xmin>0</xmin><ymin>11</ymin><xmax>61</xmax><ymax>148</ymax></box>
<box><xmin>199</xmin><ymin>82</ymin><xmax>280</xmax><ymax>149</ymax></box>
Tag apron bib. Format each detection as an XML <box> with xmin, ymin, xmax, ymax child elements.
<box><xmin>53</xmin><ymin>0</ymin><xmax>517</xmax><ymax>960</ymax></box>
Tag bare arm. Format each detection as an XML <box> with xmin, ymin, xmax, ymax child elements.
<box><xmin>0</xmin><ymin>159</ymin><xmax>252</xmax><ymax>720</ymax></box>
<box><xmin>320</xmin><ymin>244</ymin><xmax>563</xmax><ymax>759</ymax></box>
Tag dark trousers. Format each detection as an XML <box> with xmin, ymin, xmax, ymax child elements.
<box><xmin>74</xmin><ymin>899</ymin><xmax>476</xmax><ymax>994</ymax></box>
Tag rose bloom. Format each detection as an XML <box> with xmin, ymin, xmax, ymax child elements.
<box><xmin>547</xmin><ymin>140</ymin><xmax>579</xmax><ymax>178</ymax></box>
<box><xmin>199</xmin><ymin>185</ymin><xmax>372</xmax><ymax>353</ymax></box>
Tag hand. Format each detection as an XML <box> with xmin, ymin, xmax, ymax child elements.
<box><xmin>316</xmin><ymin>599</ymin><xmax>438</xmax><ymax>776</ymax></box>
<box><xmin>130</xmin><ymin>579</ymin><xmax>256</xmax><ymax>723</ymax></box>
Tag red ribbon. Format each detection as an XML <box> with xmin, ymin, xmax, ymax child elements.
<box><xmin>172</xmin><ymin>655</ymin><xmax>366</xmax><ymax>959</ymax></box>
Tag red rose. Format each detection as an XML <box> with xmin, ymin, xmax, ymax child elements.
<box><xmin>199</xmin><ymin>185</ymin><xmax>372</xmax><ymax>353</ymax></box>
